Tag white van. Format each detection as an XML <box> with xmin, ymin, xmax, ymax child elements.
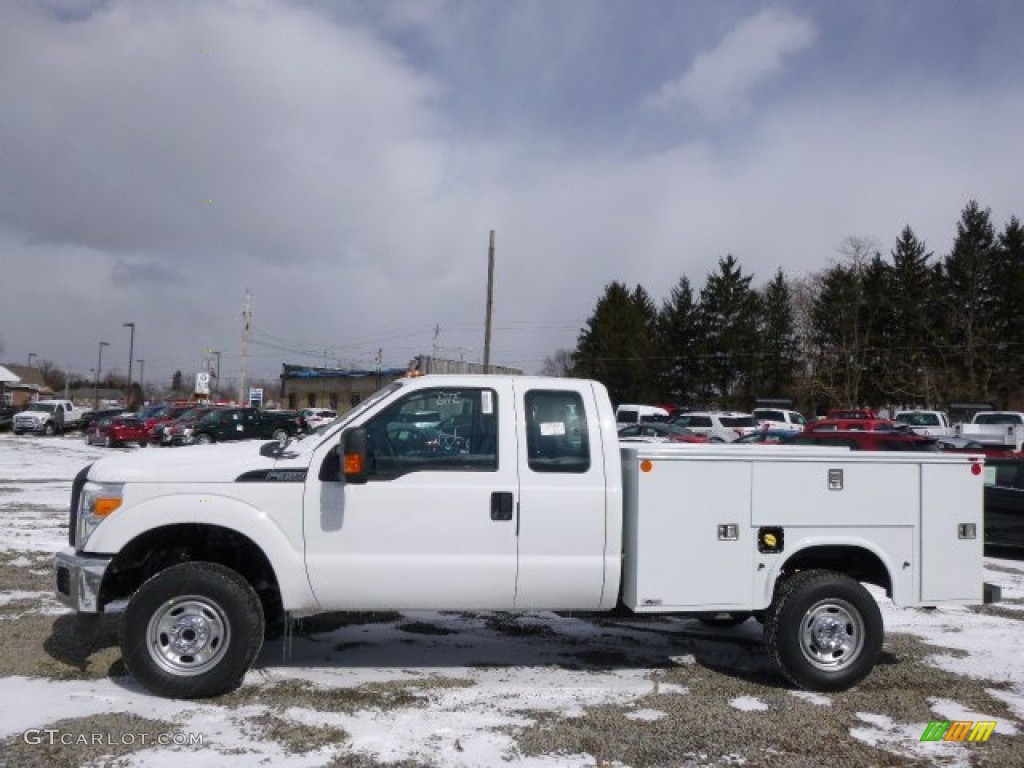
<box><xmin>615</xmin><ymin>404</ymin><xmax>669</xmax><ymax>429</ymax></box>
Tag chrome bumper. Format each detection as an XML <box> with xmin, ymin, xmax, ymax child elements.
<box><xmin>54</xmin><ymin>547</ymin><xmax>112</xmax><ymax>613</ymax></box>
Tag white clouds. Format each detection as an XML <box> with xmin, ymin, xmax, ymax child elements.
<box><xmin>649</xmin><ymin>8</ymin><xmax>817</xmax><ymax>121</ymax></box>
<box><xmin>1</xmin><ymin>2</ymin><xmax>1023</xmax><ymax>381</ymax></box>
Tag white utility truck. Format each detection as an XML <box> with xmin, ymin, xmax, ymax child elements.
<box><xmin>54</xmin><ymin>376</ymin><xmax>997</xmax><ymax>699</ymax></box>
<box><xmin>955</xmin><ymin>411</ymin><xmax>1024</xmax><ymax>451</ymax></box>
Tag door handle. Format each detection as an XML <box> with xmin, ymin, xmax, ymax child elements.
<box><xmin>490</xmin><ymin>491</ymin><xmax>514</xmax><ymax>521</ymax></box>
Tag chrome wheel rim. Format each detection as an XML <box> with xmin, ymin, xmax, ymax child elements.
<box><xmin>798</xmin><ymin>598</ymin><xmax>864</xmax><ymax>671</ymax></box>
<box><xmin>146</xmin><ymin>596</ymin><xmax>230</xmax><ymax>676</ymax></box>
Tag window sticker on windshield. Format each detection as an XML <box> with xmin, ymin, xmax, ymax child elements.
<box><xmin>984</xmin><ymin>466</ymin><xmax>997</xmax><ymax>486</ymax></box>
<box><xmin>436</xmin><ymin>392</ymin><xmax>461</xmax><ymax>406</ymax></box>
<box><xmin>482</xmin><ymin>391</ymin><xmax>493</xmax><ymax>414</ymax></box>
<box><xmin>540</xmin><ymin>422</ymin><xmax>566</xmax><ymax>436</ymax></box>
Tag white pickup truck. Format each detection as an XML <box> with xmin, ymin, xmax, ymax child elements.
<box><xmin>892</xmin><ymin>410</ymin><xmax>953</xmax><ymax>437</ymax></box>
<box><xmin>13</xmin><ymin>399</ymin><xmax>91</xmax><ymax>435</ymax></box>
<box><xmin>955</xmin><ymin>411</ymin><xmax>1024</xmax><ymax>451</ymax></box>
<box><xmin>54</xmin><ymin>375</ymin><xmax>996</xmax><ymax>699</ymax></box>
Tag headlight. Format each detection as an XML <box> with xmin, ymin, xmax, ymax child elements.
<box><xmin>77</xmin><ymin>481</ymin><xmax>124</xmax><ymax>548</ymax></box>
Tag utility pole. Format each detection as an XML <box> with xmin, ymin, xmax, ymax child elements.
<box><xmin>94</xmin><ymin>341</ymin><xmax>109</xmax><ymax>410</ymax></box>
<box><xmin>239</xmin><ymin>288</ymin><xmax>252</xmax><ymax>405</ymax></box>
<box><xmin>376</xmin><ymin>347</ymin><xmax>382</xmax><ymax>389</ymax></box>
<box><xmin>137</xmin><ymin>359</ymin><xmax>145</xmax><ymax>401</ymax></box>
<box><xmin>123</xmin><ymin>322</ymin><xmax>135</xmax><ymax>404</ymax></box>
<box><xmin>483</xmin><ymin>230</ymin><xmax>495</xmax><ymax>374</ymax></box>
<box><xmin>432</xmin><ymin>325</ymin><xmax>440</xmax><ymax>374</ymax></box>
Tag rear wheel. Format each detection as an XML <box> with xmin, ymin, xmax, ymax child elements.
<box><xmin>120</xmin><ymin>562</ymin><xmax>264</xmax><ymax>699</ymax></box>
<box><xmin>196</xmin><ymin>433</ymin><xmax>213</xmax><ymax>445</ymax></box>
<box><xmin>764</xmin><ymin>570</ymin><xmax>882</xmax><ymax>692</ymax></box>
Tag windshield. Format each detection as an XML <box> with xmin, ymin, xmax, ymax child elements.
<box><xmin>26</xmin><ymin>403</ymin><xmax>56</xmax><ymax>413</ymax></box>
<box><xmin>722</xmin><ymin>416</ymin><xmax>757</xmax><ymax>428</ymax></box>
<box><xmin>975</xmin><ymin>413</ymin><xmax>1023</xmax><ymax>425</ymax></box>
<box><xmin>896</xmin><ymin>412</ymin><xmax>940</xmax><ymax>427</ymax></box>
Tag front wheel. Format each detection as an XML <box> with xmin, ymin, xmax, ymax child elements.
<box><xmin>195</xmin><ymin>433</ymin><xmax>213</xmax><ymax>445</ymax></box>
<box><xmin>763</xmin><ymin>570</ymin><xmax>882</xmax><ymax>692</ymax></box>
<box><xmin>120</xmin><ymin>562</ymin><xmax>264</xmax><ymax>699</ymax></box>
<box><xmin>43</xmin><ymin>422</ymin><xmax>55</xmax><ymax>436</ymax></box>
<box><xmin>271</xmin><ymin>428</ymin><xmax>289</xmax><ymax>442</ymax></box>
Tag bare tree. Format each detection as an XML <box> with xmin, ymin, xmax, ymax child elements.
<box><xmin>540</xmin><ymin>349</ymin><xmax>573</xmax><ymax>377</ymax></box>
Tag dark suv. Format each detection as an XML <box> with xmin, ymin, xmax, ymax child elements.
<box><xmin>984</xmin><ymin>456</ymin><xmax>1024</xmax><ymax>552</ymax></box>
<box><xmin>186</xmin><ymin>407</ymin><xmax>303</xmax><ymax>445</ymax></box>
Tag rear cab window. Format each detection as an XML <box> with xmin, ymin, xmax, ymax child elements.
<box><xmin>526</xmin><ymin>390</ymin><xmax>590</xmax><ymax>473</ymax></box>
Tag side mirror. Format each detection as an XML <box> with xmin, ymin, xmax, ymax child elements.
<box><xmin>341</xmin><ymin>427</ymin><xmax>369</xmax><ymax>484</ymax></box>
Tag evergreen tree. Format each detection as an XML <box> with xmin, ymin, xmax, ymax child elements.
<box><xmin>885</xmin><ymin>226</ymin><xmax>937</xmax><ymax>404</ymax></box>
<box><xmin>990</xmin><ymin>216</ymin><xmax>1024</xmax><ymax>406</ymax></box>
<box><xmin>756</xmin><ymin>269</ymin><xmax>800</xmax><ymax>399</ymax></box>
<box><xmin>695</xmin><ymin>255</ymin><xmax>761</xmax><ymax>405</ymax></box>
<box><xmin>172</xmin><ymin>370</ymin><xmax>183</xmax><ymax>393</ymax></box>
<box><xmin>572</xmin><ymin>282</ymin><xmax>660</xmax><ymax>404</ymax></box>
<box><xmin>939</xmin><ymin>201</ymin><xmax>998</xmax><ymax>400</ymax></box>
<box><xmin>656</xmin><ymin>276</ymin><xmax>702</xmax><ymax>403</ymax></box>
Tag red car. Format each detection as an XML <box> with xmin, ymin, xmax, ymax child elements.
<box><xmin>86</xmin><ymin>415</ymin><xmax>150</xmax><ymax>448</ymax></box>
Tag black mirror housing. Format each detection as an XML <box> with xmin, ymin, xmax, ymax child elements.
<box><xmin>342</xmin><ymin>427</ymin><xmax>369</xmax><ymax>484</ymax></box>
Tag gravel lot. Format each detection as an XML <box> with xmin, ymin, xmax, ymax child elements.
<box><xmin>1</xmin><ymin>433</ymin><xmax>1022</xmax><ymax>767</ymax></box>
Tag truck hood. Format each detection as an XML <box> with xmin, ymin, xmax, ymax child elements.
<box><xmin>88</xmin><ymin>440</ymin><xmax>310</xmax><ymax>483</ymax></box>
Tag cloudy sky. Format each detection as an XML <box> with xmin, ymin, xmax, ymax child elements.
<box><xmin>2</xmin><ymin>0</ymin><xmax>1023</xmax><ymax>390</ymax></box>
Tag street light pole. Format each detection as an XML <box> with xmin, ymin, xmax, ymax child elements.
<box><xmin>214</xmin><ymin>351</ymin><xmax>221</xmax><ymax>397</ymax></box>
<box><xmin>123</xmin><ymin>322</ymin><xmax>135</xmax><ymax>404</ymax></box>
<box><xmin>27</xmin><ymin>352</ymin><xmax>37</xmax><ymax>367</ymax></box>
<box><xmin>95</xmin><ymin>341</ymin><xmax>109</xmax><ymax>410</ymax></box>
<box><xmin>137</xmin><ymin>359</ymin><xmax>145</xmax><ymax>401</ymax></box>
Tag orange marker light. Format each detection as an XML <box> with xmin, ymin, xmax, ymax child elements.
<box><xmin>640</xmin><ymin>460</ymin><xmax>653</xmax><ymax>473</ymax></box>
<box><xmin>94</xmin><ymin>498</ymin><xmax>122</xmax><ymax>517</ymax></box>
<box><xmin>344</xmin><ymin>454</ymin><xmax>364</xmax><ymax>475</ymax></box>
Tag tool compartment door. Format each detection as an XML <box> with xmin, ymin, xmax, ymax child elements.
<box><xmin>623</xmin><ymin>457</ymin><xmax>753</xmax><ymax>611</ymax></box>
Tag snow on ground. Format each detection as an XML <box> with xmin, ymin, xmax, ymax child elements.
<box><xmin>1</xmin><ymin>433</ymin><xmax>1023</xmax><ymax>767</ymax></box>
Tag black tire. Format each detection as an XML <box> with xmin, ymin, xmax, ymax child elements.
<box><xmin>120</xmin><ymin>561</ymin><xmax>265</xmax><ymax>699</ymax></box>
<box><xmin>138</xmin><ymin>441</ymin><xmax>148</xmax><ymax>448</ymax></box>
<box><xmin>196</xmin><ymin>433</ymin><xmax>213</xmax><ymax>445</ymax></box>
<box><xmin>764</xmin><ymin>570</ymin><xmax>882</xmax><ymax>692</ymax></box>
<box><xmin>13</xmin><ymin>430</ymin><xmax>23</xmax><ymax>436</ymax></box>
<box><xmin>271</xmin><ymin>428</ymin><xmax>289</xmax><ymax>442</ymax></box>
<box><xmin>698</xmin><ymin>612</ymin><xmax>752</xmax><ymax>627</ymax></box>
<box><xmin>43</xmin><ymin>422</ymin><xmax>55</xmax><ymax>436</ymax></box>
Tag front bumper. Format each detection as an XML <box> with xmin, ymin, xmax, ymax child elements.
<box><xmin>13</xmin><ymin>419</ymin><xmax>46</xmax><ymax>433</ymax></box>
<box><xmin>54</xmin><ymin>547</ymin><xmax>112</xmax><ymax>613</ymax></box>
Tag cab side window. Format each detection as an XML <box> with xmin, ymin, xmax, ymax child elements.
<box><xmin>525</xmin><ymin>390</ymin><xmax>590</xmax><ymax>473</ymax></box>
<box><xmin>364</xmin><ymin>388</ymin><xmax>498</xmax><ymax>478</ymax></box>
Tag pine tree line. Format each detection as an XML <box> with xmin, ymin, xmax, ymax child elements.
<box><xmin>562</xmin><ymin>201</ymin><xmax>1024</xmax><ymax>413</ymax></box>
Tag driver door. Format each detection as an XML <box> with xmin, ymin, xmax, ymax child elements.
<box><xmin>303</xmin><ymin>381</ymin><xmax>519</xmax><ymax>610</ymax></box>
